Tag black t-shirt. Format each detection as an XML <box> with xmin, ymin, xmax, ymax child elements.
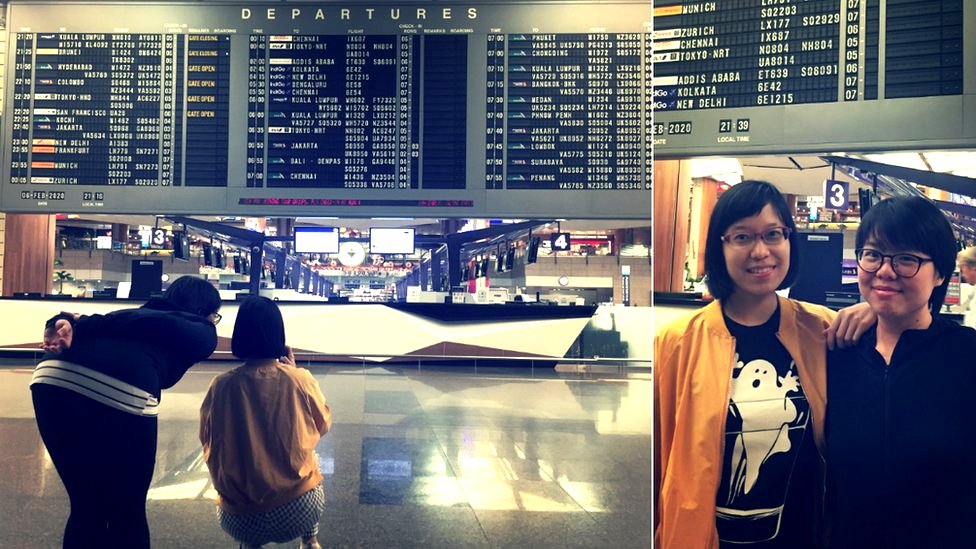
<box><xmin>716</xmin><ymin>306</ymin><xmax>820</xmax><ymax>549</ymax></box>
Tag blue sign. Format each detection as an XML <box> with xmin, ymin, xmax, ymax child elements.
<box><xmin>823</xmin><ymin>179</ymin><xmax>850</xmax><ymax>211</ymax></box>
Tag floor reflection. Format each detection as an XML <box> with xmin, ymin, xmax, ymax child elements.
<box><xmin>0</xmin><ymin>361</ymin><xmax>651</xmax><ymax>548</ymax></box>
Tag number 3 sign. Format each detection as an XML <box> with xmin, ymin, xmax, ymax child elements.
<box><xmin>823</xmin><ymin>179</ymin><xmax>849</xmax><ymax>211</ymax></box>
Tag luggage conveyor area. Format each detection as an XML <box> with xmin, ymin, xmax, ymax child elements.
<box><xmin>0</xmin><ymin>358</ymin><xmax>651</xmax><ymax>548</ymax></box>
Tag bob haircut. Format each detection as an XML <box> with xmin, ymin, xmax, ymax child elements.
<box><xmin>856</xmin><ymin>195</ymin><xmax>956</xmax><ymax>312</ymax></box>
<box><xmin>703</xmin><ymin>180</ymin><xmax>800</xmax><ymax>301</ymax></box>
<box><xmin>163</xmin><ymin>275</ymin><xmax>221</xmax><ymax>318</ymax></box>
<box><xmin>232</xmin><ymin>296</ymin><xmax>287</xmax><ymax>360</ymax></box>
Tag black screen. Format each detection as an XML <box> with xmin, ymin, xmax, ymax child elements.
<box><xmin>527</xmin><ymin>236</ymin><xmax>541</xmax><ymax>264</ymax></box>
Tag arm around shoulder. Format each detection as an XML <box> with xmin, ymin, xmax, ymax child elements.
<box><xmin>822</xmin><ymin>301</ymin><xmax>875</xmax><ymax>350</ymax></box>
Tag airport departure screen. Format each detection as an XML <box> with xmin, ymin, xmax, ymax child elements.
<box><xmin>653</xmin><ymin>0</ymin><xmax>973</xmax><ymax>156</ymax></box>
<box><xmin>0</xmin><ymin>2</ymin><xmax>653</xmax><ymax>218</ymax></box>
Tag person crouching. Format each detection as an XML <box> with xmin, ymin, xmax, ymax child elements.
<box><xmin>200</xmin><ymin>296</ymin><xmax>331</xmax><ymax>549</ymax></box>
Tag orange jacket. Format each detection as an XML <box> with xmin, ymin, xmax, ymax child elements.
<box><xmin>654</xmin><ymin>297</ymin><xmax>835</xmax><ymax>549</ymax></box>
<box><xmin>200</xmin><ymin>361</ymin><xmax>331</xmax><ymax>515</ymax></box>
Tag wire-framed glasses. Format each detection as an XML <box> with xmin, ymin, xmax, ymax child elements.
<box><xmin>855</xmin><ymin>248</ymin><xmax>933</xmax><ymax>278</ymax></box>
<box><xmin>721</xmin><ymin>227</ymin><xmax>791</xmax><ymax>248</ymax></box>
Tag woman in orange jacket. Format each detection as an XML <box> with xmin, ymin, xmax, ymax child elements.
<box><xmin>200</xmin><ymin>296</ymin><xmax>331</xmax><ymax>549</ymax></box>
<box><xmin>655</xmin><ymin>180</ymin><xmax>871</xmax><ymax>548</ymax></box>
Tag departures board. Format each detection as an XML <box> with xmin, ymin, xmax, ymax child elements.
<box><xmin>0</xmin><ymin>1</ymin><xmax>652</xmax><ymax>218</ymax></box>
<box><xmin>653</xmin><ymin>0</ymin><xmax>976</xmax><ymax>157</ymax></box>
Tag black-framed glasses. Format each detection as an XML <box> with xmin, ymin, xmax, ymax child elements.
<box><xmin>721</xmin><ymin>227</ymin><xmax>791</xmax><ymax>248</ymax></box>
<box><xmin>855</xmin><ymin>248</ymin><xmax>933</xmax><ymax>278</ymax></box>
<box><xmin>212</xmin><ymin>313</ymin><xmax>222</xmax><ymax>325</ymax></box>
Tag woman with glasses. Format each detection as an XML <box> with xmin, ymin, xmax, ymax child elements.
<box><xmin>31</xmin><ymin>275</ymin><xmax>221</xmax><ymax>548</ymax></box>
<box><xmin>655</xmin><ymin>180</ymin><xmax>873</xmax><ymax>549</ymax></box>
<box><xmin>825</xmin><ymin>196</ymin><xmax>976</xmax><ymax>548</ymax></box>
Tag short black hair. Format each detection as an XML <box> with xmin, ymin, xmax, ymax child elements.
<box><xmin>163</xmin><ymin>276</ymin><xmax>221</xmax><ymax>318</ymax></box>
<box><xmin>703</xmin><ymin>180</ymin><xmax>800</xmax><ymax>300</ymax></box>
<box><xmin>232</xmin><ymin>296</ymin><xmax>287</xmax><ymax>360</ymax></box>
<box><xmin>856</xmin><ymin>195</ymin><xmax>956</xmax><ymax>311</ymax></box>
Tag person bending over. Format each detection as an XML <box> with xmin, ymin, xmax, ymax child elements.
<box><xmin>32</xmin><ymin>275</ymin><xmax>221</xmax><ymax>548</ymax></box>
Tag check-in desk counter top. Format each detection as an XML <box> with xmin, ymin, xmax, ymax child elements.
<box><xmin>0</xmin><ymin>296</ymin><xmax>598</xmax><ymax>364</ymax></box>
<box><xmin>653</xmin><ymin>292</ymin><xmax>712</xmax><ymax>335</ymax></box>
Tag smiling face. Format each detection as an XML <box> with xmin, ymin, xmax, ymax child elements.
<box><xmin>723</xmin><ymin>204</ymin><xmax>790</xmax><ymax>301</ymax></box>
<box><xmin>858</xmin><ymin>236</ymin><xmax>944</xmax><ymax>326</ymax></box>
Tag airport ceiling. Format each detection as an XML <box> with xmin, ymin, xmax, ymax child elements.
<box><xmin>697</xmin><ymin>150</ymin><xmax>976</xmax><ymax>198</ymax></box>
<box><xmin>55</xmin><ymin>214</ymin><xmax>651</xmax><ymax>234</ymax></box>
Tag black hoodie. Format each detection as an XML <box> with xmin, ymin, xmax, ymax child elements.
<box><xmin>826</xmin><ymin>317</ymin><xmax>976</xmax><ymax>548</ymax></box>
<box><xmin>48</xmin><ymin>298</ymin><xmax>217</xmax><ymax>398</ymax></box>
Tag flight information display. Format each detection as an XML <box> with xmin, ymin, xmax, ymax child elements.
<box><xmin>488</xmin><ymin>32</ymin><xmax>651</xmax><ymax>192</ymax></box>
<box><xmin>245</xmin><ymin>33</ymin><xmax>466</xmax><ymax>191</ymax></box>
<box><xmin>653</xmin><ymin>0</ymin><xmax>974</xmax><ymax>156</ymax></box>
<box><xmin>10</xmin><ymin>33</ymin><xmax>230</xmax><ymax>189</ymax></box>
<box><xmin>0</xmin><ymin>2</ymin><xmax>652</xmax><ymax>218</ymax></box>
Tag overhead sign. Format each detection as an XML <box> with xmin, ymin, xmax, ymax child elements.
<box><xmin>550</xmin><ymin>232</ymin><xmax>571</xmax><ymax>251</ymax></box>
<box><xmin>823</xmin><ymin>179</ymin><xmax>849</xmax><ymax>211</ymax></box>
<box><xmin>0</xmin><ymin>2</ymin><xmax>652</xmax><ymax>219</ymax></box>
<box><xmin>653</xmin><ymin>0</ymin><xmax>972</xmax><ymax>156</ymax></box>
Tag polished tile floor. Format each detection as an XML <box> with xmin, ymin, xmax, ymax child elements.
<box><xmin>0</xmin><ymin>360</ymin><xmax>651</xmax><ymax>548</ymax></box>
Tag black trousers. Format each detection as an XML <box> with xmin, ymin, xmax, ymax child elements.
<box><xmin>32</xmin><ymin>383</ymin><xmax>158</xmax><ymax>549</ymax></box>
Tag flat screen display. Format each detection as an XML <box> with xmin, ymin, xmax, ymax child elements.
<box><xmin>294</xmin><ymin>227</ymin><xmax>340</xmax><ymax>254</ymax></box>
<box><xmin>369</xmin><ymin>228</ymin><xmax>415</xmax><ymax>254</ymax></box>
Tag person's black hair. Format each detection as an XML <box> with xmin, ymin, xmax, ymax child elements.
<box><xmin>232</xmin><ymin>296</ymin><xmax>287</xmax><ymax>360</ymax></box>
<box><xmin>855</xmin><ymin>195</ymin><xmax>956</xmax><ymax>311</ymax></box>
<box><xmin>163</xmin><ymin>275</ymin><xmax>221</xmax><ymax>317</ymax></box>
<box><xmin>703</xmin><ymin>180</ymin><xmax>800</xmax><ymax>300</ymax></box>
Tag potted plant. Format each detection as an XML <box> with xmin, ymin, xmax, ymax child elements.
<box><xmin>53</xmin><ymin>258</ymin><xmax>74</xmax><ymax>295</ymax></box>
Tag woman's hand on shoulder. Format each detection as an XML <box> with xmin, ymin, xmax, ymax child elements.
<box><xmin>825</xmin><ymin>301</ymin><xmax>875</xmax><ymax>350</ymax></box>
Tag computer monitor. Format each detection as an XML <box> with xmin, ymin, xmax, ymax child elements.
<box><xmin>294</xmin><ymin>227</ymin><xmax>340</xmax><ymax>254</ymax></box>
<box><xmin>790</xmin><ymin>232</ymin><xmax>845</xmax><ymax>307</ymax></box>
<box><xmin>369</xmin><ymin>227</ymin><xmax>415</xmax><ymax>254</ymax></box>
<box><xmin>172</xmin><ymin>231</ymin><xmax>190</xmax><ymax>260</ymax></box>
<box><xmin>202</xmin><ymin>243</ymin><xmax>213</xmax><ymax>266</ymax></box>
<box><xmin>858</xmin><ymin>188</ymin><xmax>874</xmax><ymax>218</ymax></box>
<box><xmin>526</xmin><ymin>236</ymin><xmax>541</xmax><ymax>264</ymax></box>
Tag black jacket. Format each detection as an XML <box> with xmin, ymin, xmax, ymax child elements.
<box><xmin>50</xmin><ymin>298</ymin><xmax>217</xmax><ymax>398</ymax></box>
<box><xmin>825</xmin><ymin>317</ymin><xmax>976</xmax><ymax>549</ymax></box>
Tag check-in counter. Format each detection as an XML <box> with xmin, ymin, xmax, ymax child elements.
<box><xmin>0</xmin><ymin>296</ymin><xmax>601</xmax><ymax>364</ymax></box>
